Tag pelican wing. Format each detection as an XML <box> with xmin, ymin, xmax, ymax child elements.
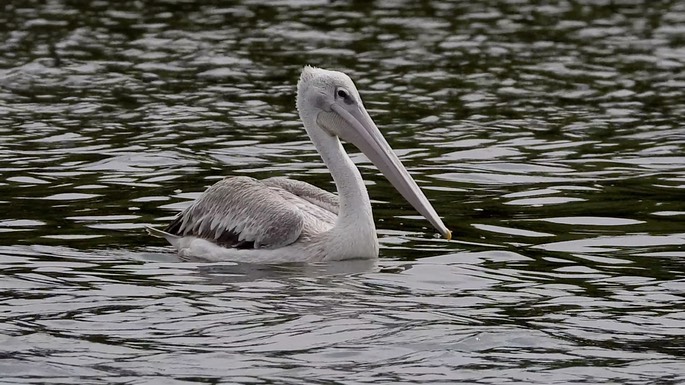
<box><xmin>165</xmin><ymin>176</ymin><xmax>304</xmax><ymax>249</ymax></box>
<box><xmin>262</xmin><ymin>177</ymin><xmax>339</xmax><ymax>215</ymax></box>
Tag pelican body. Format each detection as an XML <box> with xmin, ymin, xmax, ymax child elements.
<box><xmin>148</xmin><ymin>66</ymin><xmax>450</xmax><ymax>262</ymax></box>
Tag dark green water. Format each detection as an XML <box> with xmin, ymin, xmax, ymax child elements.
<box><xmin>1</xmin><ymin>1</ymin><xmax>684</xmax><ymax>383</ymax></box>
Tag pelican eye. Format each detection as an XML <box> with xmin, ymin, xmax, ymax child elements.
<box><xmin>336</xmin><ymin>88</ymin><xmax>354</xmax><ymax>105</ymax></box>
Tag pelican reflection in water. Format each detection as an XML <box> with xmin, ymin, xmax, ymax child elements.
<box><xmin>147</xmin><ymin>66</ymin><xmax>451</xmax><ymax>262</ymax></box>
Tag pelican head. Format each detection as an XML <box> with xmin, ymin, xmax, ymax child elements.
<box><xmin>296</xmin><ymin>66</ymin><xmax>451</xmax><ymax>240</ymax></box>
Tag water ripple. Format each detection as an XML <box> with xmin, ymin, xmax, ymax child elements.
<box><xmin>1</xmin><ymin>0</ymin><xmax>684</xmax><ymax>383</ymax></box>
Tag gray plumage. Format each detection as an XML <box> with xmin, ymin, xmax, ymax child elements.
<box><xmin>262</xmin><ymin>177</ymin><xmax>338</xmax><ymax>215</ymax></box>
<box><xmin>165</xmin><ymin>176</ymin><xmax>338</xmax><ymax>250</ymax></box>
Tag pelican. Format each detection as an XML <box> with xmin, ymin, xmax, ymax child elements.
<box><xmin>147</xmin><ymin>66</ymin><xmax>451</xmax><ymax>262</ymax></box>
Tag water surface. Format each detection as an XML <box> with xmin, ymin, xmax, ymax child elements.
<box><xmin>1</xmin><ymin>0</ymin><xmax>684</xmax><ymax>383</ymax></box>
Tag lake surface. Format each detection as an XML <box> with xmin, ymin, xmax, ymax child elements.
<box><xmin>1</xmin><ymin>0</ymin><xmax>684</xmax><ymax>383</ymax></box>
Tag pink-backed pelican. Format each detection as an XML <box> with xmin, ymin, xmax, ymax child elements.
<box><xmin>147</xmin><ymin>66</ymin><xmax>451</xmax><ymax>262</ymax></box>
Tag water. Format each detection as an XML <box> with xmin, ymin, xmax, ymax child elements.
<box><xmin>1</xmin><ymin>0</ymin><xmax>684</xmax><ymax>383</ymax></box>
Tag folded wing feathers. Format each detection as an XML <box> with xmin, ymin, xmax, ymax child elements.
<box><xmin>165</xmin><ymin>176</ymin><xmax>305</xmax><ymax>249</ymax></box>
<box><xmin>263</xmin><ymin>176</ymin><xmax>339</xmax><ymax>214</ymax></box>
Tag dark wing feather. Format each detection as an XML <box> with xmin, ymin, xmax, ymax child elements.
<box><xmin>165</xmin><ymin>176</ymin><xmax>305</xmax><ymax>249</ymax></box>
